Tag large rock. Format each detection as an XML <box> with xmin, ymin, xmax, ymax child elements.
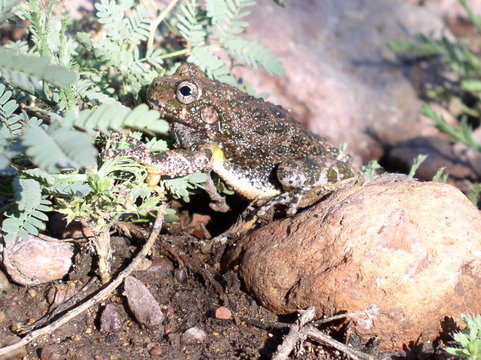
<box><xmin>235</xmin><ymin>175</ymin><xmax>481</xmax><ymax>349</ymax></box>
<box><xmin>236</xmin><ymin>0</ymin><xmax>447</xmax><ymax>163</ymax></box>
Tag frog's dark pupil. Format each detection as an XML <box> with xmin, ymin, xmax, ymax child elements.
<box><xmin>179</xmin><ymin>85</ymin><xmax>193</xmax><ymax>97</ymax></box>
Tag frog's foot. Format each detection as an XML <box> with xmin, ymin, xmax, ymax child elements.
<box><xmin>257</xmin><ymin>176</ymin><xmax>361</xmax><ymax>218</ymax></box>
<box><xmin>201</xmin><ymin>175</ymin><xmax>230</xmax><ymax>212</ymax></box>
<box><xmin>255</xmin><ymin>191</ymin><xmax>304</xmax><ymax>220</ymax></box>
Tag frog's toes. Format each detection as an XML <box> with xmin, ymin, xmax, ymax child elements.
<box><xmin>209</xmin><ymin>200</ymin><xmax>230</xmax><ymax>213</ymax></box>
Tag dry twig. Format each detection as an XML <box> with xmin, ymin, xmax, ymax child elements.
<box><xmin>273</xmin><ymin>306</ymin><xmax>316</xmax><ymax>360</ymax></box>
<box><xmin>243</xmin><ymin>307</ymin><xmax>375</xmax><ymax>360</ymax></box>
<box><xmin>0</xmin><ymin>209</ymin><xmax>164</xmax><ymax>358</ymax></box>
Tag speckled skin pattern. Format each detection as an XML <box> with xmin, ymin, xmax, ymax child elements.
<box><xmin>145</xmin><ymin>63</ymin><xmax>354</xmax><ymax>200</ymax></box>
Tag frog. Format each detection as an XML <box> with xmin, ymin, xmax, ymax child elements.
<box><xmin>106</xmin><ymin>63</ymin><xmax>356</xmax><ymax>214</ymax></box>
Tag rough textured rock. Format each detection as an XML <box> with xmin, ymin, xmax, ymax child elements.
<box><xmin>124</xmin><ymin>276</ymin><xmax>164</xmax><ymax>329</ymax></box>
<box><xmin>181</xmin><ymin>326</ymin><xmax>208</xmax><ymax>345</ymax></box>
<box><xmin>236</xmin><ymin>174</ymin><xmax>481</xmax><ymax>349</ymax></box>
<box><xmin>236</xmin><ymin>0</ymin><xmax>447</xmax><ymax>163</ymax></box>
<box><xmin>100</xmin><ymin>304</ymin><xmax>123</xmax><ymax>334</ymax></box>
<box><xmin>2</xmin><ymin>236</ymin><xmax>73</xmax><ymax>286</ymax></box>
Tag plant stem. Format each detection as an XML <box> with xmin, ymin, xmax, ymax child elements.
<box><xmin>147</xmin><ymin>0</ymin><xmax>182</xmax><ymax>49</ymax></box>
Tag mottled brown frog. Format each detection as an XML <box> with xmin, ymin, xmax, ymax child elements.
<box><xmin>108</xmin><ymin>63</ymin><xmax>356</xmax><ymax>212</ymax></box>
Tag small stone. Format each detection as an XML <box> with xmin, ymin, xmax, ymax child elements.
<box><xmin>147</xmin><ymin>258</ymin><xmax>174</xmax><ymax>274</ymax></box>
<box><xmin>174</xmin><ymin>268</ymin><xmax>187</xmax><ymax>284</ymax></box>
<box><xmin>0</xmin><ymin>270</ymin><xmax>12</xmax><ymax>293</ymax></box>
<box><xmin>149</xmin><ymin>346</ymin><xmax>163</xmax><ymax>356</ymax></box>
<box><xmin>105</xmin><ymin>333</ymin><xmax>119</xmax><ymax>344</ymax></box>
<box><xmin>181</xmin><ymin>326</ymin><xmax>207</xmax><ymax>345</ymax></box>
<box><xmin>0</xmin><ymin>311</ymin><xmax>6</xmax><ymax>323</ymax></box>
<box><xmin>214</xmin><ymin>306</ymin><xmax>232</xmax><ymax>320</ymax></box>
<box><xmin>71</xmin><ymin>334</ymin><xmax>81</xmax><ymax>342</ymax></box>
<box><xmin>46</xmin><ymin>284</ymin><xmax>77</xmax><ymax>308</ymax></box>
<box><xmin>124</xmin><ymin>276</ymin><xmax>164</xmax><ymax>328</ymax></box>
<box><xmin>39</xmin><ymin>346</ymin><xmax>67</xmax><ymax>360</ymax></box>
<box><xmin>27</xmin><ymin>289</ymin><xmax>37</xmax><ymax>297</ymax></box>
<box><xmin>100</xmin><ymin>304</ymin><xmax>123</xmax><ymax>334</ymax></box>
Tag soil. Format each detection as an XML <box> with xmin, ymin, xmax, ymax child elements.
<box><xmin>0</xmin><ymin>195</ymin><xmax>452</xmax><ymax>360</ymax></box>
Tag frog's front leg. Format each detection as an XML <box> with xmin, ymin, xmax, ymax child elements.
<box><xmin>104</xmin><ymin>143</ymin><xmax>231</xmax><ymax>212</ymax></box>
<box><xmin>105</xmin><ymin>145</ymin><xmax>212</xmax><ymax>185</ymax></box>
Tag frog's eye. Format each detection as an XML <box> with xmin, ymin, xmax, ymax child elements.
<box><xmin>176</xmin><ymin>80</ymin><xmax>201</xmax><ymax>105</ymax></box>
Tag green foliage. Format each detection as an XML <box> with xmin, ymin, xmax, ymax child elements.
<box><xmin>407</xmin><ymin>154</ymin><xmax>428</xmax><ymax>179</ymax></box>
<box><xmin>361</xmin><ymin>160</ymin><xmax>382</xmax><ymax>179</ymax></box>
<box><xmin>421</xmin><ymin>104</ymin><xmax>481</xmax><ymax>152</ymax></box>
<box><xmin>2</xmin><ymin>177</ymin><xmax>51</xmax><ymax>242</ymax></box>
<box><xmin>0</xmin><ymin>0</ymin><xmax>284</xmax><ymax>246</ymax></box>
<box><xmin>0</xmin><ymin>47</ymin><xmax>77</xmax><ymax>92</ymax></box>
<box><xmin>447</xmin><ymin>314</ymin><xmax>481</xmax><ymax>360</ymax></box>
<box><xmin>163</xmin><ymin>172</ymin><xmax>209</xmax><ymax>202</ymax></box>
<box><xmin>0</xmin><ymin>0</ymin><xmax>20</xmax><ymax>22</ymax></box>
<box><xmin>391</xmin><ymin>0</ymin><xmax>481</xmax><ymax>191</ymax></box>
<box><xmin>177</xmin><ymin>0</ymin><xmax>285</xmax><ymax>86</ymax></box>
<box><xmin>468</xmin><ymin>184</ymin><xmax>481</xmax><ymax>205</ymax></box>
<box><xmin>432</xmin><ymin>167</ymin><xmax>448</xmax><ymax>183</ymax></box>
<box><xmin>55</xmin><ymin>157</ymin><xmax>163</xmax><ymax>229</ymax></box>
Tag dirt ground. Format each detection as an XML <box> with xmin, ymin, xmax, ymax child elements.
<box><xmin>0</xmin><ymin>194</ymin><xmax>453</xmax><ymax>360</ymax></box>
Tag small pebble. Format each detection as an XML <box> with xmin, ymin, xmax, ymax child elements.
<box><xmin>214</xmin><ymin>306</ymin><xmax>232</xmax><ymax>320</ymax></box>
<box><xmin>40</xmin><ymin>346</ymin><xmax>67</xmax><ymax>360</ymax></box>
<box><xmin>100</xmin><ymin>304</ymin><xmax>123</xmax><ymax>334</ymax></box>
<box><xmin>71</xmin><ymin>334</ymin><xmax>81</xmax><ymax>342</ymax></box>
<box><xmin>147</xmin><ymin>258</ymin><xmax>174</xmax><ymax>273</ymax></box>
<box><xmin>105</xmin><ymin>333</ymin><xmax>119</xmax><ymax>344</ymax></box>
<box><xmin>181</xmin><ymin>326</ymin><xmax>207</xmax><ymax>345</ymax></box>
<box><xmin>174</xmin><ymin>268</ymin><xmax>187</xmax><ymax>284</ymax></box>
<box><xmin>0</xmin><ymin>311</ymin><xmax>6</xmax><ymax>323</ymax></box>
<box><xmin>0</xmin><ymin>270</ymin><xmax>12</xmax><ymax>293</ymax></box>
<box><xmin>27</xmin><ymin>288</ymin><xmax>37</xmax><ymax>297</ymax></box>
<box><xmin>149</xmin><ymin>346</ymin><xmax>163</xmax><ymax>356</ymax></box>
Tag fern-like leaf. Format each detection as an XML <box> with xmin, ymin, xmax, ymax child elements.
<box><xmin>189</xmin><ymin>47</ymin><xmax>238</xmax><ymax>85</ymax></box>
<box><xmin>22</xmin><ymin>125</ymin><xmax>98</xmax><ymax>173</ymax></box>
<box><xmin>0</xmin><ymin>0</ymin><xmax>20</xmax><ymax>23</ymax></box>
<box><xmin>126</xmin><ymin>5</ymin><xmax>151</xmax><ymax>45</ymax></box>
<box><xmin>0</xmin><ymin>82</ymin><xmax>23</xmax><ymax>137</ymax></box>
<box><xmin>223</xmin><ymin>37</ymin><xmax>284</xmax><ymax>75</ymax></box>
<box><xmin>0</xmin><ymin>47</ymin><xmax>78</xmax><ymax>89</ymax></box>
<box><xmin>13</xmin><ymin>177</ymin><xmax>42</xmax><ymax>211</ymax></box>
<box><xmin>95</xmin><ymin>0</ymin><xmax>124</xmax><ymax>39</ymax></box>
<box><xmin>2</xmin><ymin>198</ymin><xmax>51</xmax><ymax>242</ymax></box>
<box><xmin>206</xmin><ymin>0</ymin><xmax>255</xmax><ymax>37</ymax></box>
<box><xmin>177</xmin><ymin>0</ymin><xmax>206</xmax><ymax>47</ymax></box>
<box><xmin>63</xmin><ymin>103</ymin><xmax>169</xmax><ymax>134</ymax></box>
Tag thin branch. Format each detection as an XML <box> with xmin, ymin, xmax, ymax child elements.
<box><xmin>0</xmin><ymin>209</ymin><xmax>164</xmax><ymax>358</ymax></box>
<box><xmin>306</xmin><ymin>326</ymin><xmax>375</xmax><ymax>360</ymax></box>
<box><xmin>147</xmin><ymin>0</ymin><xmax>182</xmax><ymax>48</ymax></box>
<box><xmin>273</xmin><ymin>306</ymin><xmax>316</xmax><ymax>360</ymax></box>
